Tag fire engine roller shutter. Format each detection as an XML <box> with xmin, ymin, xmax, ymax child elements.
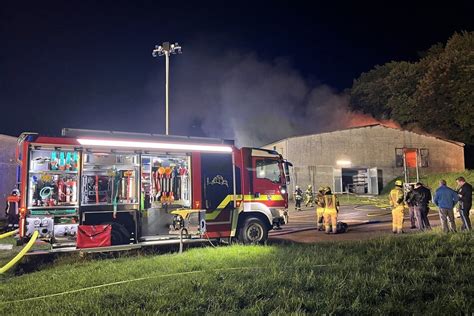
<box><xmin>201</xmin><ymin>153</ymin><xmax>241</xmax><ymax>223</ymax></box>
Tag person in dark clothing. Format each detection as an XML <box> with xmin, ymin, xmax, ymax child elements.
<box><xmin>294</xmin><ymin>186</ymin><xmax>303</xmax><ymax>211</ymax></box>
<box><xmin>414</xmin><ymin>182</ymin><xmax>432</xmax><ymax>230</ymax></box>
<box><xmin>434</xmin><ymin>180</ymin><xmax>459</xmax><ymax>233</ymax></box>
<box><xmin>456</xmin><ymin>177</ymin><xmax>472</xmax><ymax>231</ymax></box>
<box><xmin>405</xmin><ymin>185</ymin><xmax>417</xmax><ymax>229</ymax></box>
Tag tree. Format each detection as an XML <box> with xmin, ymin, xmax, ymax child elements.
<box><xmin>349</xmin><ymin>31</ymin><xmax>474</xmax><ymax>144</ymax></box>
<box><xmin>415</xmin><ymin>31</ymin><xmax>474</xmax><ymax>144</ymax></box>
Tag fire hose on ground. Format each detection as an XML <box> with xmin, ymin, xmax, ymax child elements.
<box><xmin>0</xmin><ymin>229</ymin><xmax>19</xmax><ymax>240</ymax></box>
<box><xmin>0</xmin><ymin>230</ymin><xmax>39</xmax><ymax>274</ymax></box>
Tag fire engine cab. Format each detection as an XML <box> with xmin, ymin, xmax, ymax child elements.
<box><xmin>13</xmin><ymin>129</ymin><xmax>290</xmax><ymax>252</ymax></box>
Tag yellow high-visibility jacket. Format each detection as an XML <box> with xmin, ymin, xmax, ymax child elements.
<box><xmin>389</xmin><ymin>187</ymin><xmax>404</xmax><ymax>207</ymax></box>
<box><xmin>322</xmin><ymin>194</ymin><xmax>339</xmax><ymax>215</ymax></box>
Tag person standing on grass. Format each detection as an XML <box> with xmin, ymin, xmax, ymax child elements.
<box><xmin>434</xmin><ymin>179</ymin><xmax>458</xmax><ymax>233</ymax></box>
<box><xmin>389</xmin><ymin>180</ymin><xmax>405</xmax><ymax>234</ymax></box>
<box><xmin>456</xmin><ymin>177</ymin><xmax>472</xmax><ymax>231</ymax></box>
<box><xmin>405</xmin><ymin>185</ymin><xmax>417</xmax><ymax>229</ymax></box>
<box><xmin>414</xmin><ymin>182</ymin><xmax>432</xmax><ymax>230</ymax></box>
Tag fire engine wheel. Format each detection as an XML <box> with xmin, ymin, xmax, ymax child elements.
<box><xmin>239</xmin><ymin>217</ymin><xmax>268</xmax><ymax>244</ymax></box>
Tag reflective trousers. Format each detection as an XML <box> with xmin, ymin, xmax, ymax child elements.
<box><xmin>324</xmin><ymin>211</ymin><xmax>337</xmax><ymax>233</ymax></box>
<box><xmin>295</xmin><ymin>198</ymin><xmax>302</xmax><ymax>210</ymax></box>
<box><xmin>392</xmin><ymin>205</ymin><xmax>405</xmax><ymax>233</ymax></box>
<box><xmin>459</xmin><ymin>203</ymin><xmax>472</xmax><ymax>231</ymax></box>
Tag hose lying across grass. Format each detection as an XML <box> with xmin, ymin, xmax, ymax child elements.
<box><xmin>2</xmin><ymin>253</ymin><xmax>471</xmax><ymax>305</ymax></box>
<box><xmin>0</xmin><ymin>266</ymin><xmax>275</xmax><ymax>304</ymax></box>
<box><xmin>0</xmin><ymin>231</ymin><xmax>39</xmax><ymax>274</ymax></box>
<box><xmin>0</xmin><ymin>229</ymin><xmax>18</xmax><ymax>240</ymax></box>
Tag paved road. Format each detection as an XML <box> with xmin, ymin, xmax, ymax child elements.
<box><xmin>269</xmin><ymin>203</ymin><xmax>442</xmax><ymax>243</ymax></box>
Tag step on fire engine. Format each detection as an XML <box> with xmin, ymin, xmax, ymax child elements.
<box><xmin>12</xmin><ymin>129</ymin><xmax>291</xmax><ymax>253</ymax></box>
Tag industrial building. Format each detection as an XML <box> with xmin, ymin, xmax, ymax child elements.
<box><xmin>0</xmin><ymin>134</ymin><xmax>18</xmax><ymax>219</ymax></box>
<box><xmin>263</xmin><ymin>124</ymin><xmax>465</xmax><ymax>195</ymax></box>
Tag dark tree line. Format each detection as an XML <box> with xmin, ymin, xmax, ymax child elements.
<box><xmin>349</xmin><ymin>31</ymin><xmax>474</xmax><ymax>145</ymax></box>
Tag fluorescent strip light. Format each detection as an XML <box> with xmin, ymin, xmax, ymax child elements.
<box><xmin>336</xmin><ymin>160</ymin><xmax>352</xmax><ymax>166</ymax></box>
<box><xmin>77</xmin><ymin>138</ymin><xmax>233</xmax><ymax>153</ymax></box>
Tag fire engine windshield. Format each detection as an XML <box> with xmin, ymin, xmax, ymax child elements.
<box><xmin>256</xmin><ymin>159</ymin><xmax>282</xmax><ymax>183</ymax></box>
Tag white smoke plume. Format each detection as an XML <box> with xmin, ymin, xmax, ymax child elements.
<box><xmin>151</xmin><ymin>44</ymin><xmax>392</xmax><ymax>147</ymax></box>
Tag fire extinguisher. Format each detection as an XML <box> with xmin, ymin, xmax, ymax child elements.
<box><xmin>58</xmin><ymin>179</ymin><xmax>65</xmax><ymax>203</ymax></box>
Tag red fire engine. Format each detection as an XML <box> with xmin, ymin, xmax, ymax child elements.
<box><xmin>13</xmin><ymin>129</ymin><xmax>290</xmax><ymax>252</ymax></box>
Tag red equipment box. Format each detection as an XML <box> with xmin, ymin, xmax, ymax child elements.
<box><xmin>77</xmin><ymin>225</ymin><xmax>112</xmax><ymax>248</ymax></box>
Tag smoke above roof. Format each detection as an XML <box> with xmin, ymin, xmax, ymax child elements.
<box><xmin>151</xmin><ymin>45</ymin><xmax>397</xmax><ymax>147</ymax></box>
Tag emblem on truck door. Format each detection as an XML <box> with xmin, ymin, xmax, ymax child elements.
<box><xmin>207</xmin><ymin>175</ymin><xmax>229</xmax><ymax>187</ymax></box>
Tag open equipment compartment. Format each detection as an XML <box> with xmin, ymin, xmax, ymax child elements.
<box><xmin>81</xmin><ymin>152</ymin><xmax>139</xmax><ymax>206</ymax></box>
<box><xmin>26</xmin><ymin>148</ymin><xmax>80</xmax><ymax>243</ymax></box>
<box><xmin>140</xmin><ymin>153</ymin><xmax>193</xmax><ymax>239</ymax></box>
<box><xmin>80</xmin><ymin>151</ymin><xmax>140</xmax><ymax>244</ymax></box>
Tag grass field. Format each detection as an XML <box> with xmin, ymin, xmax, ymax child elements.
<box><xmin>0</xmin><ymin>231</ymin><xmax>472</xmax><ymax>314</ymax></box>
<box><xmin>381</xmin><ymin>170</ymin><xmax>474</xmax><ymax>194</ymax></box>
<box><xmin>337</xmin><ymin>193</ymin><xmax>389</xmax><ymax>208</ymax></box>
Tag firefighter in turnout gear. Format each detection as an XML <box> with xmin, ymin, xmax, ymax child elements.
<box><xmin>322</xmin><ymin>186</ymin><xmax>339</xmax><ymax>234</ymax></box>
<box><xmin>5</xmin><ymin>189</ymin><xmax>20</xmax><ymax>229</ymax></box>
<box><xmin>304</xmin><ymin>184</ymin><xmax>314</xmax><ymax>207</ymax></box>
<box><xmin>294</xmin><ymin>186</ymin><xmax>303</xmax><ymax>211</ymax></box>
<box><xmin>389</xmin><ymin>180</ymin><xmax>406</xmax><ymax>234</ymax></box>
<box><xmin>315</xmin><ymin>186</ymin><xmax>325</xmax><ymax>230</ymax></box>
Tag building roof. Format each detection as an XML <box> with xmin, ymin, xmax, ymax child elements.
<box><xmin>264</xmin><ymin>124</ymin><xmax>464</xmax><ymax>148</ymax></box>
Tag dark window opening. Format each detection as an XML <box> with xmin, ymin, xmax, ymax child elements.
<box><xmin>395</xmin><ymin>148</ymin><xmax>429</xmax><ymax>168</ymax></box>
<box><xmin>395</xmin><ymin>148</ymin><xmax>404</xmax><ymax>167</ymax></box>
<box><xmin>420</xmin><ymin>149</ymin><xmax>429</xmax><ymax>168</ymax></box>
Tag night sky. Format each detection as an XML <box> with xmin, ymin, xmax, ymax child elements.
<box><xmin>1</xmin><ymin>1</ymin><xmax>473</xmax><ymax>143</ymax></box>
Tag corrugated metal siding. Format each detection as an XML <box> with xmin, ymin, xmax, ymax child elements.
<box><xmin>263</xmin><ymin>125</ymin><xmax>465</xmax><ymax>195</ymax></box>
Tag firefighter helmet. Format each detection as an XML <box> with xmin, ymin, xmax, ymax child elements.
<box><xmin>395</xmin><ymin>180</ymin><xmax>403</xmax><ymax>187</ymax></box>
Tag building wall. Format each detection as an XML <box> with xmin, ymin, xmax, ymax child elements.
<box><xmin>264</xmin><ymin>125</ymin><xmax>465</xmax><ymax>194</ymax></box>
<box><xmin>0</xmin><ymin>135</ymin><xmax>18</xmax><ymax>220</ymax></box>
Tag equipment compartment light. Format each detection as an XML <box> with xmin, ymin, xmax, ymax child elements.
<box><xmin>77</xmin><ymin>138</ymin><xmax>233</xmax><ymax>153</ymax></box>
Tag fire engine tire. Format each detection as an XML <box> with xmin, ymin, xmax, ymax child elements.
<box><xmin>104</xmin><ymin>222</ymin><xmax>130</xmax><ymax>245</ymax></box>
<box><xmin>238</xmin><ymin>217</ymin><xmax>268</xmax><ymax>244</ymax></box>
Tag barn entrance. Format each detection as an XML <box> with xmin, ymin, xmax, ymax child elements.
<box><xmin>333</xmin><ymin>168</ymin><xmax>383</xmax><ymax>195</ymax></box>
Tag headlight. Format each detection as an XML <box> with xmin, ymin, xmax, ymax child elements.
<box><xmin>280</xmin><ymin>188</ymin><xmax>286</xmax><ymax>194</ymax></box>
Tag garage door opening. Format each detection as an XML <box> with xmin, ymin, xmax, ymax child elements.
<box><xmin>334</xmin><ymin>168</ymin><xmax>383</xmax><ymax>195</ymax></box>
